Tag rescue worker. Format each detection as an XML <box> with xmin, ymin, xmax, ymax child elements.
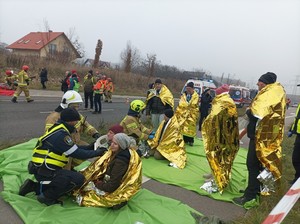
<box><xmin>93</xmin><ymin>75</ymin><xmax>105</xmax><ymax>114</ymax></box>
<box><xmin>120</xmin><ymin>100</ymin><xmax>154</xmax><ymax>144</ymax></box>
<box><xmin>18</xmin><ymin>108</ymin><xmax>104</xmax><ymax>206</ymax></box>
<box><xmin>11</xmin><ymin>65</ymin><xmax>34</xmax><ymax>103</ymax></box>
<box><xmin>145</xmin><ymin>79</ymin><xmax>174</xmax><ymax>131</ymax></box>
<box><xmin>100</xmin><ymin>75</ymin><xmax>108</xmax><ymax>101</ymax></box>
<box><xmin>287</xmin><ymin>102</ymin><xmax>300</xmax><ymax>184</ymax></box>
<box><xmin>104</xmin><ymin>77</ymin><xmax>114</xmax><ymax>103</ymax></box>
<box><xmin>45</xmin><ymin>90</ymin><xmax>100</xmax><ymax>168</ymax></box>
<box><xmin>147</xmin><ymin>109</ymin><xmax>187</xmax><ymax>169</ymax></box>
<box><xmin>175</xmin><ymin>82</ymin><xmax>199</xmax><ymax>146</ymax></box>
<box><xmin>4</xmin><ymin>70</ymin><xmax>16</xmax><ymax>90</ymax></box>
<box><xmin>75</xmin><ymin>133</ymin><xmax>142</xmax><ymax>209</ymax></box>
<box><xmin>69</xmin><ymin>73</ymin><xmax>80</xmax><ymax>92</ymax></box>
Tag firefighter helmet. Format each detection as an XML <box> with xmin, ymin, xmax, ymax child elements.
<box><xmin>130</xmin><ymin>100</ymin><xmax>145</xmax><ymax>112</ymax></box>
<box><xmin>5</xmin><ymin>70</ymin><xmax>12</xmax><ymax>75</ymax></box>
<box><xmin>60</xmin><ymin>90</ymin><xmax>83</xmax><ymax>109</ymax></box>
<box><xmin>22</xmin><ymin>65</ymin><xmax>29</xmax><ymax>71</ymax></box>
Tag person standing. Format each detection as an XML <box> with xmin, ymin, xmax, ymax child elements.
<box><xmin>4</xmin><ymin>70</ymin><xmax>16</xmax><ymax>90</ymax></box>
<box><xmin>61</xmin><ymin>71</ymin><xmax>71</xmax><ymax>93</ymax></box>
<box><xmin>39</xmin><ymin>67</ymin><xmax>48</xmax><ymax>89</ymax></box>
<box><xmin>199</xmin><ymin>88</ymin><xmax>213</xmax><ymax>132</ymax></box>
<box><xmin>104</xmin><ymin>78</ymin><xmax>114</xmax><ymax>103</ymax></box>
<box><xmin>202</xmin><ymin>84</ymin><xmax>239</xmax><ymax>193</ymax></box>
<box><xmin>233</xmin><ymin>72</ymin><xmax>286</xmax><ymax>208</ymax></box>
<box><xmin>18</xmin><ymin>108</ymin><xmax>104</xmax><ymax>206</ymax></box>
<box><xmin>69</xmin><ymin>73</ymin><xmax>80</xmax><ymax>92</ymax></box>
<box><xmin>83</xmin><ymin>70</ymin><xmax>96</xmax><ymax>110</ymax></box>
<box><xmin>11</xmin><ymin>65</ymin><xmax>34</xmax><ymax>103</ymax></box>
<box><xmin>93</xmin><ymin>76</ymin><xmax>105</xmax><ymax>114</ymax></box>
<box><xmin>175</xmin><ymin>82</ymin><xmax>199</xmax><ymax>146</ymax></box>
<box><xmin>287</xmin><ymin>102</ymin><xmax>300</xmax><ymax>184</ymax></box>
<box><xmin>145</xmin><ymin>79</ymin><xmax>174</xmax><ymax>131</ymax></box>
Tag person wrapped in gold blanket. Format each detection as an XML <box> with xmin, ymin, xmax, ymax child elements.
<box><xmin>147</xmin><ymin>109</ymin><xmax>187</xmax><ymax>169</ymax></box>
<box><xmin>75</xmin><ymin>133</ymin><xmax>142</xmax><ymax>209</ymax></box>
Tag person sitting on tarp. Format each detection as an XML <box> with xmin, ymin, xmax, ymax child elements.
<box><xmin>18</xmin><ymin>108</ymin><xmax>104</xmax><ymax>206</ymax></box>
<box><xmin>74</xmin><ymin>133</ymin><xmax>142</xmax><ymax>210</ymax></box>
<box><xmin>147</xmin><ymin>109</ymin><xmax>187</xmax><ymax>169</ymax></box>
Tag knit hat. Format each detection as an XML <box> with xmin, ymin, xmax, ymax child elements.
<box><xmin>60</xmin><ymin>108</ymin><xmax>80</xmax><ymax>122</ymax></box>
<box><xmin>114</xmin><ymin>133</ymin><xmax>131</xmax><ymax>150</ymax></box>
<box><xmin>155</xmin><ymin>79</ymin><xmax>162</xmax><ymax>84</ymax></box>
<box><xmin>258</xmin><ymin>72</ymin><xmax>277</xmax><ymax>84</ymax></box>
<box><xmin>109</xmin><ymin>124</ymin><xmax>124</xmax><ymax>134</ymax></box>
<box><xmin>164</xmin><ymin>109</ymin><xmax>174</xmax><ymax>118</ymax></box>
<box><xmin>215</xmin><ymin>84</ymin><xmax>230</xmax><ymax>95</ymax></box>
<box><xmin>187</xmin><ymin>82</ymin><xmax>194</xmax><ymax>88</ymax></box>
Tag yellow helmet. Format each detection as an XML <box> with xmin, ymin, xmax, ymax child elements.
<box><xmin>130</xmin><ymin>100</ymin><xmax>145</xmax><ymax>112</ymax></box>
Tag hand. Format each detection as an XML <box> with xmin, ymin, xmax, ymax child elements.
<box><xmin>148</xmin><ymin>134</ymin><xmax>154</xmax><ymax>140</ymax></box>
<box><xmin>93</xmin><ymin>133</ymin><xmax>101</xmax><ymax>139</ymax></box>
<box><xmin>287</xmin><ymin>131</ymin><xmax>293</xmax><ymax>137</ymax></box>
<box><xmin>96</xmin><ymin>147</ymin><xmax>108</xmax><ymax>156</ymax></box>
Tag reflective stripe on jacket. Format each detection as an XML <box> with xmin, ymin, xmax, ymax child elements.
<box><xmin>32</xmin><ymin>124</ymin><xmax>70</xmax><ymax>169</ymax></box>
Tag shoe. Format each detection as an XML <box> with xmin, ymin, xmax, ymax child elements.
<box><xmin>232</xmin><ymin>196</ymin><xmax>249</xmax><ymax>206</ymax></box>
<box><xmin>37</xmin><ymin>194</ymin><xmax>63</xmax><ymax>206</ymax></box>
<box><xmin>11</xmin><ymin>97</ymin><xmax>17</xmax><ymax>103</ymax></box>
<box><xmin>111</xmin><ymin>201</ymin><xmax>127</xmax><ymax>210</ymax></box>
<box><xmin>27</xmin><ymin>99</ymin><xmax>34</xmax><ymax>103</ymax></box>
<box><xmin>92</xmin><ymin>111</ymin><xmax>98</xmax><ymax>114</ymax></box>
<box><xmin>19</xmin><ymin>179</ymin><xmax>36</xmax><ymax>196</ymax></box>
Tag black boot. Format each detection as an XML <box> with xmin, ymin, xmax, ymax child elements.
<box><xmin>27</xmin><ymin>99</ymin><xmax>34</xmax><ymax>103</ymax></box>
<box><xmin>11</xmin><ymin>97</ymin><xmax>17</xmax><ymax>103</ymax></box>
<box><xmin>19</xmin><ymin>179</ymin><xmax>37</xmax><ymax>196</ymax></box>
<box><xmin>37</xmin><ymin>194</ymin><xmax>63</xmax><ymax>206</ymax></box>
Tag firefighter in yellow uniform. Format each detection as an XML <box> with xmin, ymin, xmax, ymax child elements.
<box><xmin>120</xmin><ymin>100</ymin><xmax>153</xmax><ymax>144</ymax></box>
<box><xmin>45</xmin><ymin>90</ymin><xmax>100</xmax><ymax>168</ymax></box>
<box><xmin>4</xmin><ymin>70</ymin><xmax>17</xmax><ymax>90</ymax></box>
<box><xmin>11</xmin><ymin>65</ymin><xmax>34</xmax><ymax>103</ymax></box>
<box><xmin>104</xmin><ymin>78</ymin><xmax>114</xmax><ymax>103</ymax></box>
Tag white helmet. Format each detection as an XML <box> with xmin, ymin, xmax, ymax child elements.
<box><xmin>60</xmin><ymin>90</ymin><xmax>83</xmax><ymax>109</ymax></box>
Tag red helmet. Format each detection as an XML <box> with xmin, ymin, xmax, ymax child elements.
<box><xmin>5</xmin><ymin>70</ymin><xmax>12</xmax><ymax>75</ymax></box>
<box><xmin>22</xmin><ymin>65</ymin><xmax>29</xmax><ymax>71</ymax></box>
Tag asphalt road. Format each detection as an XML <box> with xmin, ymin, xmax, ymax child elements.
<box><xmin>0</xmin><ymin>90</ymin><xmax>297</xmax><ymax>223</ymax></box>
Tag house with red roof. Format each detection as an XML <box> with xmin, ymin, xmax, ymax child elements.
<box><xmin>6</xmin><ymin>31</ymin><xmax>81</xmax><ymax>60</ymax></box>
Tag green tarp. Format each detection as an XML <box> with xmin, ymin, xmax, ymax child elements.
<box><xmin>0</xmin><ymin>139</ymin><xmax>201</xmax><ymax>224</ymax></box>
<box><xmin>142</xmin><ymin>138</ymin><xmax>248</xmax><ymax>202</ymax></box>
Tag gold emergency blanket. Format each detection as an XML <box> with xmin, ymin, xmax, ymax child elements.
<box><xmin>202</xmin><ymin>93</ymin><xmax>239</xmax><ymax>193</ymax></box>
<box><xmin>175</xmin><ymin>91</ymin><xmax>199</xmax><ymax>138</ymax></box>
<box><xmin>147</xmin><ymin>116</ymin><xmax>187</xmax><ymax>169</ymax></box>
<box><xmin>250</xmin><ymin>82</ymin><xmax>286</xmax><ymax>180</ymax></box>
<box><xmin>74</xmin><ymin>148</ymin><xmax>142</xmax><ymax>207</ymax></box>
<box><xmin>146</xmin><ymin>84</ymin><xmax>174</xmax><ymax>109</ymax></box>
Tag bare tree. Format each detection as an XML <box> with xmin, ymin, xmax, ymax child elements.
<box><xmin>93</xmin><ymin>39</ymin><xmax>103</xmax><ymax>68</ymax></box>
<box><xmin>67</xmin><ymin>27</ymin><xmax>85</xmax><ymax>57</ymax></box>
<box><xmin>120</xmin><ymin>41</ymin><xmax>140</xmax><ymax>73</ymax></box>
<box><xmin>144</xmin><ymin>53</ymin><xmax>156</xmax><ymax>77</ymax></box>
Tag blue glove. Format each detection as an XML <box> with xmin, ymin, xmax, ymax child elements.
<box><xmin>148</xmin><ymin>134</ymin><xmax>154</xmax><ymax>140</ymax></box>
<box><xmin>287</xmin><ymin>131</ymin><xmax>293</xmax><ymax>137</ymax></box>
<box><xmin>150</xmin><ymin>131</ymin><xmax>156</xmax><ymax>135</ymax></box>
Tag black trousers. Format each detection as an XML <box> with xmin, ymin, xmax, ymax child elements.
<box><xmin>292</xmin><ymin>134</ymin><xmax>300</xmax><ymax>182</ymax></box>
<box><xmin>84</xmin><ymin>91</ymin><xmax>94</xmax><ymax>109</ymax></box>
<box><xmin>94</xmin><ymin>93</ymin><xmax>102</xmax><ymax>112</ymax></box>
<box><xmin>199</xmin><ymin>110</ymin><xmax>209</xmax><ymax>131</ymax></box>
<box><xmin>35</xmin><ymin>169</ymin><xmax>84</xmax><ymax>200</ymax></box>
<box><xmin>244</xmin><ymin>139</ymin><xmax>262</xmax><ymax>200</ymax></box>
<box><xmin>183</xmin><ymin>135</ymin><xmax>194</xmax><ymax>143</ymax></box>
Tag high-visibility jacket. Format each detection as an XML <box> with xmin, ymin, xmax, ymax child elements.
<box><xmin>291</xmin><ymin>104</ymin><xmax>300</xmax><ymax>134</ymax></box>
<box><xmin>93</xmin><ymin>81</ymin><xmax>105</xmax><ymax>94</ymax></box>
<box><xmin>32</xmin><ymin>124</ymin><xmax>70</xmax><ymax>169</ymax></box>
<box><xmin>105</xmin><ymin>81</ymin><xmax>114</xmax><ymax>92</ymax></box>
<box><xmin>16</xmin><ymin>70</ymin><xmax>29</xmax><ymax>87</ymax></box>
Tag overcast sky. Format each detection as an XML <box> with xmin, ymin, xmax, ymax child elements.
<box><xmin>1</xmin><ymin>0</ymin><xmax>300</xmax><ymax>94</ymax></box>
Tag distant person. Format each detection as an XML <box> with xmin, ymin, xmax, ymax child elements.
<box><xmin>104</xmin><ymin>78</ymin><xmax>114</xmax><ymax>103</ymax></box>
<box><xmin>93</xmin><ymin>75</ymin><xmax>105</xmax><ymax>114</ymax></box>
<box><xmin>4</xmin><ymin>70</ymin><xmax>16</xmax><ymax>90</ymax></box>
<box><xmin>69</xmin><ymin>73</ymin><xmax>80</xmax><ymax>92</ymax></box>
<box><xmin>286</xmin><ymin>98</ymin><xmax>291</xmax><ymax>110</ymax></box>
<box><xmin>145</xmin><ymin>79</ymin><xmax>174</xmax><ymax>131</ymax></box>
<box><xmin>175</xmin><ymin>82</ymin><xmax>199</xmax><ymax>146</ymax></box>
<box><xmin>83</xmin><ymin>70</ymin><xmax>96</xmax><ymax>110</ymax></box>
<box><xmin>11</xmin><ymin>65</ymin><xmax>34</xmax><ymax>103</ymax></box>
<box><xmin>199</xmin><ymin>88</ymin><xmax>213</xmax><ymax>132</ymax></box>
<box><xmin>61</xmin><ymin>71</ymin><xmax>71</xmax><ymax>93</ymax></box>
<box><xmin>39</xmin><ymin>67</ymin><xmax>48</xmax><ymax>89</ymax></box>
